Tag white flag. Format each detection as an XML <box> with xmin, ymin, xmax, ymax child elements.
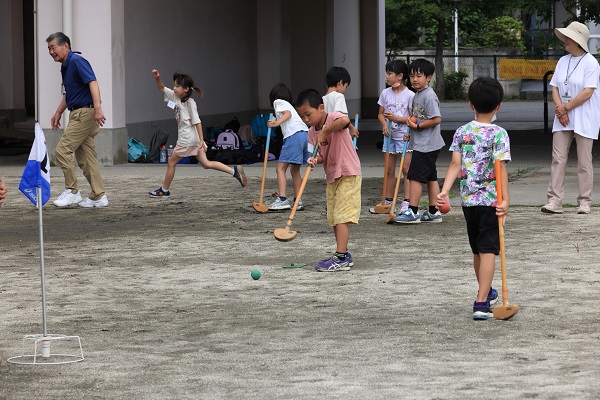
<box><xmin>19</xmin><ymin>123</ymin><xmax>51</xmax><ymax>206</ymax></box>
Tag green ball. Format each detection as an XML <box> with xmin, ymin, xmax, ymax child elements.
<box><xmin>251</xmin><ymin>270</ymin><xmax>261</xmax><ymax>280</ymax></box>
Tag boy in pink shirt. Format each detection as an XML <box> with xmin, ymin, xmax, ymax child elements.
<box><xmin>295</xmin><ymin>89</ymin><xmax>362</xmax><ymax>272</ymax></box>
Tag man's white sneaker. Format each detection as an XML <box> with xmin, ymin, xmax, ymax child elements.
<box><xmin>79</xmin><ymin>195</ymin><xmax>109</xmax><ymax>208</ymax></box>
<box><xmin>53</xmin><ymin>189</ymin><xmax>82</xmax><ymax>207</ymax></box>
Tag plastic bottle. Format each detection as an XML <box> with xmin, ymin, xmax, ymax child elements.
<box><xmin>159</xmin><ymin>145</ymin><xmax>167</xmax><ymax>163</ymax></box>
<box><xmin>167</xmin><ymin>145</ymin><xmax>174</xmax><ymax>159</ymax></box>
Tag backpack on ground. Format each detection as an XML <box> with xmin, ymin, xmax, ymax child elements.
<box><xmin>223</xmin><ymin>116</ymin><xmax>240</xmax><ymax>133</ymax></box>
<box><xmin>216</xmin><ymin>129</ymin><xmax>240</xmax><ymax>150</ymax></box>
<box><xmin>251</xmin><ymin>114</ymin><xmax>273</xmax><ymax>138</ymax></box>
<box><xmin>206</xmin><ymin>126</ymin><xmax>223</xmax><ymax>141</ymax></box>
<box><xmin>128</xmin><ymin>137</ymin><xmax>149</xmax><ymax>163</ymax></box>
<box><xmin>146</xmin><ymin>129</ymin><xmax>170</xmax><ymax>163</ymax></box>
<box><xmin>237</xmin><ymin>124</ymin><xmax>254</xmax><ymax>150</ymax></box>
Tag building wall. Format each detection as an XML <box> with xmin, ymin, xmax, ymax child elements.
<box><xmin>0</xmin><ymin>0</ymin><xmax>26</xmax><ymax>124</ymax></box>
<box><xmin>123</xmin><ymin>0</ymin><xmax>259</xmax><ymax>145</ymax></box>
<box><xmin>5</xmin><ymin>0</ymin><xmax>384</xmax><ymax>163</ymax></box>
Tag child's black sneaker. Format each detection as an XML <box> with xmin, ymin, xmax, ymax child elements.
<box><xmin>149</xmin><ymin>187</ymin><xmax>170</xmax><ymax>197</ymax></box>
<box><xmin>472</xmin><ymin>301</ymin><xmax>493</xmax><ymax>320</ymax></box>
<box><xmin>487</xmin><ymin>288</ymin><xmax>499</xmax><ymax>305</ymax></box>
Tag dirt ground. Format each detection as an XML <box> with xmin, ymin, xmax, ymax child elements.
<box><xmin>1</xmin><ymin>168</ymin><xmax>600</xmax><ymax>399</ymax></box>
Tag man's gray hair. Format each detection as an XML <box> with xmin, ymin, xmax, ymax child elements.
<box><xmin>46</xmin><ymin>32</ymin><xmax>71</xmax><ymax>49</ymax></box>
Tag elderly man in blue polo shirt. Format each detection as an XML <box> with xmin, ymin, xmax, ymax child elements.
<box><xmin>47</xmin><ymin>32</ymin><xmax>108</xmax><ymax>208</ymax></box>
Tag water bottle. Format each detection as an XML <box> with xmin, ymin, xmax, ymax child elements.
<box><xmin>167</xmin><ymin>145</ymin><xmax>174</xmax><ymax>159</ymax></box>
<box><xmin>159</xmin><ymin>145</ymin><xmax>167</xmax><ymax>163</ymax></box>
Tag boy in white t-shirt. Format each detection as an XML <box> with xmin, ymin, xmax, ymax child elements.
<box><xmin>267</xmin><ymin>83</ymin><xmax>310</xmax><ymax>211</ymax></box>
<box><xmin>322</xmin><ymin>66</ymin><xmax>359</xmax><ymax>139</ymax></box>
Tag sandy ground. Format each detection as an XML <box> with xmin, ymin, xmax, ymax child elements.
<box><xmin>1</xmin><ymin>163</ymin><xmax>600</xmax><ymax>399</ymax></box>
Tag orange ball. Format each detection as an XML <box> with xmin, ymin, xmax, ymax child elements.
<box><xmin>438</xmin><ymin>202</ymin><xmax>451</xmax><ymax>214</ymax></box>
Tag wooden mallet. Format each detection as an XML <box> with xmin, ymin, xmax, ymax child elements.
<box><xmin>252</xmin><ymin>113</ymin><xmax>274</xmax><ymax>213</ymax></box>
<box><xmin>385</xmin><ymin>118</ymin><xmax>414</xmax><ymax>223</ymax></box>
<box><xmin>493</xmin><ymin>159</ymin><xmax>520</xmax><ymax>320</ymax></box>
<box><xmin>373</xmin><ymin>121</ymin><xmax>393</xmax><ymax>214</ymax></box>
<box><xmin>274</xmin><ymin>145</ymin><xmax>319</xmax><ymax>242</ymax></box>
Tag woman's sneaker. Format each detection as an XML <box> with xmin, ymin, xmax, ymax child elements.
<box><xmin>295</xmin><ymin>198</ymin><xmax>304</xmax><ymax>211</ymax></box>
<box><xmin>149</xmin><ymin>187</ymin><xmax>170</xmax><ymax>197</ymax></box>
<box><xmin>473</xmin><ymin>301</ymin><xmax>494</xmax><ymax>320</ymax></box>
<box><xmin>233</xmin><ymin>165</ymin><xmax>247</xmax><ymax>187</ymax></box>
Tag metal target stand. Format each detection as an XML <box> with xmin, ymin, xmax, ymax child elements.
<box><xmin>7</xmin><ymin>334</ymin><xmax>84</xmax><ymax>365</ymax></box>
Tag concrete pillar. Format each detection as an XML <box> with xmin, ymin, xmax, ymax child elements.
<box><xmin>257</xmin><ymin>0</ymin><xmax>288</xmax><ymax>110</ymax></box>
<box><xmin>360</xmin><ymin>0</ymin><xmax>385</xmax><ymax>119</ymax></box>
<box><xmin>38</xmin><ymin>0</ymin><xmax>127</xmax><ymax>165</ymax></box>
<box><xmin>325</xmin><ymin>0</ymin><xmax>362</xmax><ymax>116</ymax></box>
<box><xmin>0</xmin><ymin>0</ymin><xmax>27</xmax><ymax>125</ymax></box>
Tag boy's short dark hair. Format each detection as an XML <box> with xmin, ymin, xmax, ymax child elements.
<box><xmin>270</xmin><ymin>83</ymin><xmax>292</xmax><ymax>104</ymax></box>
<box><xmin>295</xmin><ymin>89</ymin><xmax>323</xmax><ymax>109</ymax></box>
<box><xmin>468</xmin><ymin>77</ymin><xmax>504</xmax><ymax>114</ymax></box>
<box><xmin>325</xmin><ymin>66</ymin><xmax>351</xmax><ymax>88</ymax></box>
<box><xmin>408</xmin><ymin>58</ymin><xmax>435</xmax><ymax>77</ymax></box>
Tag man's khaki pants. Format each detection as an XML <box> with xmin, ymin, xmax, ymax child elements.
<box><xmin>54</xmin><ymin>108</ymin><xmax>105</xmax><ymax>200</ymax></box>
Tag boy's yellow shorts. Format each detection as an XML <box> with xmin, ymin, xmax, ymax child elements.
<box><xmin>326</xmin><ymin>175</ymin><xmax>362</xmax><ymax>226</ymax></box>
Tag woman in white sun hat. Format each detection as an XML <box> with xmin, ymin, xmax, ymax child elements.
<box><xmin>542</xmin><ymin>21</ymin><xmax>600</xmax><ymax>215</ymax></box>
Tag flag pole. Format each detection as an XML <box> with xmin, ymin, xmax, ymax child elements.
<box><xmin>37</xmin><ymin>188</ymin><xmax>48</xmax><ymax>337</ymax></box>
<box><xmin>8</xmin><ymin>0</ymin><xmax>84</xmax><ymax>365</ymax></box>
<box><xmin>33</xmin><ymin>0</ymin><xmax>50</xmax><ymax>356</ymax></box>
<box><xmin>34</xmin><ymin>0</ymin><xmax>39</xmax><ymax>123</ymax></box>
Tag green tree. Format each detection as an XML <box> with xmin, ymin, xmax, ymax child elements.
<box><xmin>520</xmin><ymin>0</ymin><xmax>600</xmax><ymax>25</ymax></box>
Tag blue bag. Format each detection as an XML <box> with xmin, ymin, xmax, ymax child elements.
<box><xmin>128</xmin><ymin>137</ymin><xmax>149</xmax><ymax>163</ymax></box>
<box><xmin>251</xmin><ymin>114</ymin><xmax>274</xmax><ymax>138</ymax></box>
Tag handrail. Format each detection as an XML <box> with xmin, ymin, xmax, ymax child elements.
<box><xmin>543</xmin><ymin>70</ymin><xmax>554</xmax><ymax>135</ymax></box>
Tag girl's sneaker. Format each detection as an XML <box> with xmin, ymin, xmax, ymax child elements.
<box><xmin>268</xmin><ymin>197</ymin><xmax>291</xmax><ymax>211</ymax></box>
<box><xmin>400</xmin><ymin>201</ymin><xmax>410</xmax><ymax>213</ymax></box>
<box><xmin>149</xmin><ymin>187</ymin><xmax>170</xmax><ymax>197</ymax></box>
<box><xmin>233</xmin><ymin>165</ymin><xmax>247</xmax><ymax>187</ymax></box>
<box><xmin>472</xmin><ymin>301</ymin><xmax>494</xmax><ymax>320</ymax></box>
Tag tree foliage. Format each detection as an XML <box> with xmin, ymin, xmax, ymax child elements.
<box><xmin>385</xmin><ymin>0</ymin><xmax>600</xmax><ymax>99</ymax></box>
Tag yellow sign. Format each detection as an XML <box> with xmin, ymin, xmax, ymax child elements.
<box><xmin>498</xmin><ymin>59</ymin><xmax>558</xmax><ymax>80</ymax></box>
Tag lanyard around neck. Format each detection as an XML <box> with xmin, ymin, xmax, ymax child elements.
<box><xmin>564</xmin><ymin>53</ymin><xmax>587</xmax><ymax>86</ymax></box>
